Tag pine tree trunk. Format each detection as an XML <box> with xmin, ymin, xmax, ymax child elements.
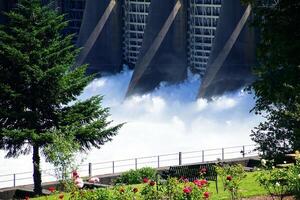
<box><xmin>33</xmin><ymin>145</ymin><xmax>42</xmax><ymax>195</ymax></box>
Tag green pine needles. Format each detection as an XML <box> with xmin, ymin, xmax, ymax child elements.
<box><xmin>0</xmin><ymin>0</ymin><xmax>122</xmax><ymax>195</ymax></box>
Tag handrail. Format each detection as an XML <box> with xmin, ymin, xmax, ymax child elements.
<box><xmin>0</xmin><ymin>144</ymin><xmax>258</xmax><ymax>189</ymax></box>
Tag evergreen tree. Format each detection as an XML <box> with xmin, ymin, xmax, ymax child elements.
<box><xmin>0</xmin><ymin>0</ymin><xmax>122</xmax><ymax>194</ymax></box>
<box><xmin>243</xmin><ymin>0</ymin><xmax>300</xmax><ymax>161</ymax></box>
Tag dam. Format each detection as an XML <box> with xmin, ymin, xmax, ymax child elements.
<box><xmin>0</xmin><ymin>0</ymin><xmax>258</xmax><ymax>98</ymax></box>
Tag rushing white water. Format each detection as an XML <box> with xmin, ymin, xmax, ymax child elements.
<box><xmin>0</xmin><ymin>68</ymin><xmax>262</xmax><ymax>186</ymax></box>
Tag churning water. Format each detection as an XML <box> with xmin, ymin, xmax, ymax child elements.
<box><xmin>0</xmin><ymin>69</ymin><xmax>262</xmax><ymax>187</ymax></box>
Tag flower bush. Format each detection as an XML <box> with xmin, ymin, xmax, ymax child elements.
<box><xmin>288</xmin><ymin>152</ymin><xmax>300</xmax><ymax>198</ymax></box>
<box><xmin>41</xmin><ymin>176</ymin><xmax>211</xmax><ymax>200</ymax></box>
<box><xmin>258</xmin><ymin>152</ymin><xmax>300</xmax><ymax>199</ymax></box>
<box><xmin>257</xmin><ymin>167</ymin><xmax>290</xmax><ymax>200</ymax></box>
<box><xmin>216</xmin><ymin>164</ymin><xmax>246</xmax><ymax>200</ymax></box>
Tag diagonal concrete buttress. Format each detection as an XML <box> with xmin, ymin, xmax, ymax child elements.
<box><xmin>197</xmin><ymin>0</ymin><xmax>258</xmax><ymax>99</ymax></box>
<box><xmin>125</xmin><ymin>0</ymin><xmax>188</xmax><ymax>97</ymax></box>
<box><xmin>76</xmin><ymin>0</ymin><xmax>123</xmax><ymax>75</ymax></box>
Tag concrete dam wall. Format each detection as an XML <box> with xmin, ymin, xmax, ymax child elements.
<box><xmin>0</xmin><ymin>0</ymin><xmax>258</xmax><ymax>99</ymax></box>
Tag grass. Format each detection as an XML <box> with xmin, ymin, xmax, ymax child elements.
<box><xmin>32</xmin><ymin>172</ymin><xmax>268</xmax><ymax>200</ymax></box>
<box><xmin>210</xmin><ymin>172</ymin><xmax>268</xmax><ymax>200</ymax></box>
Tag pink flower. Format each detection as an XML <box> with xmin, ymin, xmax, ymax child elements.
<box><xmin>143</xmin><ymin>177</ymin><xmax>149</xmax><ymax>183</ymax></box>
<box><xmin>200</xmin><ymin>168</ymin><xmax>207</xmax><ymax>174</ymax></box>
<box><xmin>183</xmin><ymin>186</ymin><xmax>192</xmax><ymax>194</ymax></box>
<box><xmin>88</xmin><ymin>177</ymin><xmax>100</xmax><ymax>183</ymax></box>
<box><xmin>201</xmin><ymin>179</ymin><xmax>208</xmax><ymax>185</ymax></box>
<box><xmin>74</xmin><ymin>177</ymin><xmax>84</xmax><ymax>188</ymax></box>
<box><xmin>193</xmin><ymin>179</ymin><xmax>202</xmax><ymax>187</ymax></box>
<box><xmin>204</xmin><ymin>191</ymin><xmax>210</xmax><ymax>199</ymax></box>
<box><xmin>226</xmin><ymin>176</ymin><xmax>232</xmax><ymax>181</ymax></box>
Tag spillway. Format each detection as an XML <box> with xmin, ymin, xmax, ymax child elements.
<box><xmin>0</xmin><ymin>0</ymin><xmax>258</xmax><ymax>99</ymax></box>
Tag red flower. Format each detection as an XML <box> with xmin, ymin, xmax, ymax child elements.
<box><xmin>149</xmin><ymin>180</ymin><xmax>156</xmax><ymax>186</ymax></box>
<box><xmin>226</xmin><ymin>176</ymin><xmax>232</xmax><ymax>181</ymax></box>
<box><xmin>119</xmin><ymin>188</ymin><xmax>125</xmax><ymax>193</ymax></box>
<box><xmin>72</xmin><ymin>170</ymin><xmax>78</xmax><ymax>178</ymax></box>
<box><xmin>133</xmin><ymin>187</ymin><xmax>138</xmax><ymax>193</ymax></box>
<box><xmin>200</xmin><ymin>168</ymin><xmax>207</xmax><ymax>174</ymax></box>
<box><xmin>25</xmin><ymin>196</ymin><xmax>30</xmax><ymax>200</ymax></box>
<box><xmin>59</xmin><ymin>194</ymin><xmax>64</xmax><ymax>199</ymax></box>
<box><xmin>48</xmin><ymin>187</ymin><xmax>55</xmax><ymax>193</ymax></box>
<box><xmin>204</xmin><ymin>191</ymin><xmax>210</xmax><ymax>199</ymax></box>
<box><xmin>201</xmin><ymin>179</ymin><xmax>208</xmax><ymax>185</ymax></box>
<box><xmin>183</xmin><ymin>186</ymin><xmax>192</xmax><ymax>194</ymax></box>
<box><xmin>143</xmin><ymin>177</ymin><xmax>149</xmax><ymax>183</ymax></box>
<box><xmin>193</xmin><ymin>179</ymin><xmax>202</xmax><ymax>187</ymax></box>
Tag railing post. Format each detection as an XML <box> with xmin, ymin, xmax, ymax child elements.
<box><xmin>242</xmin><ymin>146</ymin><xmax>245</xmax><ymax>158</ymax></box>
<box><xmin>202</xmin><ymin>150</ymin><xmax>205</xmax><ymax>162</ymax></box>
<box><xmin>135</xmin><ymin>158</ymin><xmax>138</xmax><ymax>170</ymax></box>
<box><xmin>157</xmin><ymin>156</ymin><xmax>160</xmax><ymax>168</ymax></box>
<box><xmin>179</xmin><ymin>152</ymin><xmax>182</xmax><ymax>165</ymax></box>
<box><xmin>222</xmin><ymin>148</ymin><xmax>225</xmax><ymax>160</ymax></box>
<box><xmin>112</xmin><ymin>161</ymin><xmax>115</xmax><ymax>174</ymax></box>
<box><xmin>88</xmin><ymin>163</ymin><xmax>92</xmax><ymax>177</ymax></box>
<box><xmin>13</xmin><ymin>174</ymin><xmax>16</xmax><ymax>187</ymax></box>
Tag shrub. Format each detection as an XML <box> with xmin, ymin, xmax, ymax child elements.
<box><xmin>139</xmin><ymin>167</ymin><xmax>157</xmax><ymax>180</ymax></box>
<box><xmin>288</xmin><ymin>152</ymin><xmax>300</xmax><ymax>198</ymax></box>
<box><xmin>141</xmin><ymin>180</ymin><xmax>164</xmax><ymax>200</ymax></box>
<box><xmin>115</xmin><ymin>167</ymin><xmax>157</xmax><ymax>185</ymax></box>
<box><xmin>257</xmin><ymin>154</ymin><xmax>300</xmax><ymax>199</ymax></box>
<box><xmin>115</xmin><ymin>169</ymin><xmax>141</xmax><ymax>184</ymax></box>
<box><xmin>216</xmin><ymin>164</ymin><xmax>246</xmax><ymax>200</ymax></box>
<box><xmin>163</xmin><ymin>177</ymin><xmax>183</xmax><ymax>200</ymax></box>
<box><xmin>257</xmin><ymin>168</ymin><xmax>290</xmax><ymax>200</ymax></box>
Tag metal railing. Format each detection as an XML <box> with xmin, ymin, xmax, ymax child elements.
<box><xmin>0</xmin><ymin>144</ymin><xmax>257</xmax><ymax>189</ymax></box>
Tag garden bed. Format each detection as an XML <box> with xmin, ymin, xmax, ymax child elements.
<box><xmin>243</xmin><ymin>196</ymin><xmax>295</xmax><ymax>200</ymax></box>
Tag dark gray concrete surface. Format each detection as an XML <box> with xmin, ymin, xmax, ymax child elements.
<box><xmin>126</xmin><ymin>0</ymin><xmax>188</xmax><ymax>96</ymax></box>
<box><xmin>76</xmin><ymin>0</ymin><xmax>123</xmax><ymax>75</ymax></box>
<box><xmin>198</xmin><ymin>1</ymin><xmax>258</xmax><ymax>98</ymax></box>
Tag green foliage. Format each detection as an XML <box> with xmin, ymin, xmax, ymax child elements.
<box><xmin>32</xmin><ymin>171</ymin><xmax>272</xmax><ymax>200</ymax></box>
<box><xmin>115</xmin><ymin>167</ymin><xmax>157</xmax><ymax>185</ymax></box>
<box><xmin>257</xmin><ymin>168</ymin><xmax>290</xmax><ymax>200</ymax></box>
<box><xmin>216</xmin><ymin>164</ymin><xmax>246</xmax><ymax>200</ymax></box>
<box><xmin>138</xmin><ymin>167</ymin><xmax>157</xmax><ymax>181</ymax></box>
<box><xmin>115</xmin><ymin>169</ymin><xmax>141</xmax><ymax>185</ymax></box>
<box><xmin>44</xmin><ymin>134</ymin><xmax>81</xmax><ymax>180</ymax></box>
<box><xmin>164</xmin><ymin>177</ymin><xmax>183</xmax><ymax>200</ymax></box>
<box><xmin>286</xmin><ymin>153</ymin><xmax>300</xmax><ymax>198</ymax></box>
<box><xmin>0</xmin><ymin>0</ymin><xmax>122</xmax><ymax>194</ymax></box>
<box><xmin>257</xmin><ymin>153</ymin><xmax>300</xmax><ymax>199</ymax></box>
<box><xmin>242</xmin><ymin>0</ymin><xmax>300</xmax><ymax>161</ymax></box>
<box><xmin>141</xmin><ymin>181</ymin><xmax>164</xmax><ymax>200</ymax></box>
<box><xmin>112</xmin><ymin>186</ymin><xmax>141</xmax><ymax>200</ymax></box>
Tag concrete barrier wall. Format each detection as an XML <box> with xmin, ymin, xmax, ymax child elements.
<box><xmin>198</xmin><ymin>0</ymin><xmax>258</xmax><ymax>98</ymax></box>
<box><xmin>76</xmin><ymin>0</ymin><xmax>123</xmax><ymax>74</ymax></box>
<box><xmin>126</xmin><ymin>0</ymin><xmax>188</xmax><ymax>96</ymax></box>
